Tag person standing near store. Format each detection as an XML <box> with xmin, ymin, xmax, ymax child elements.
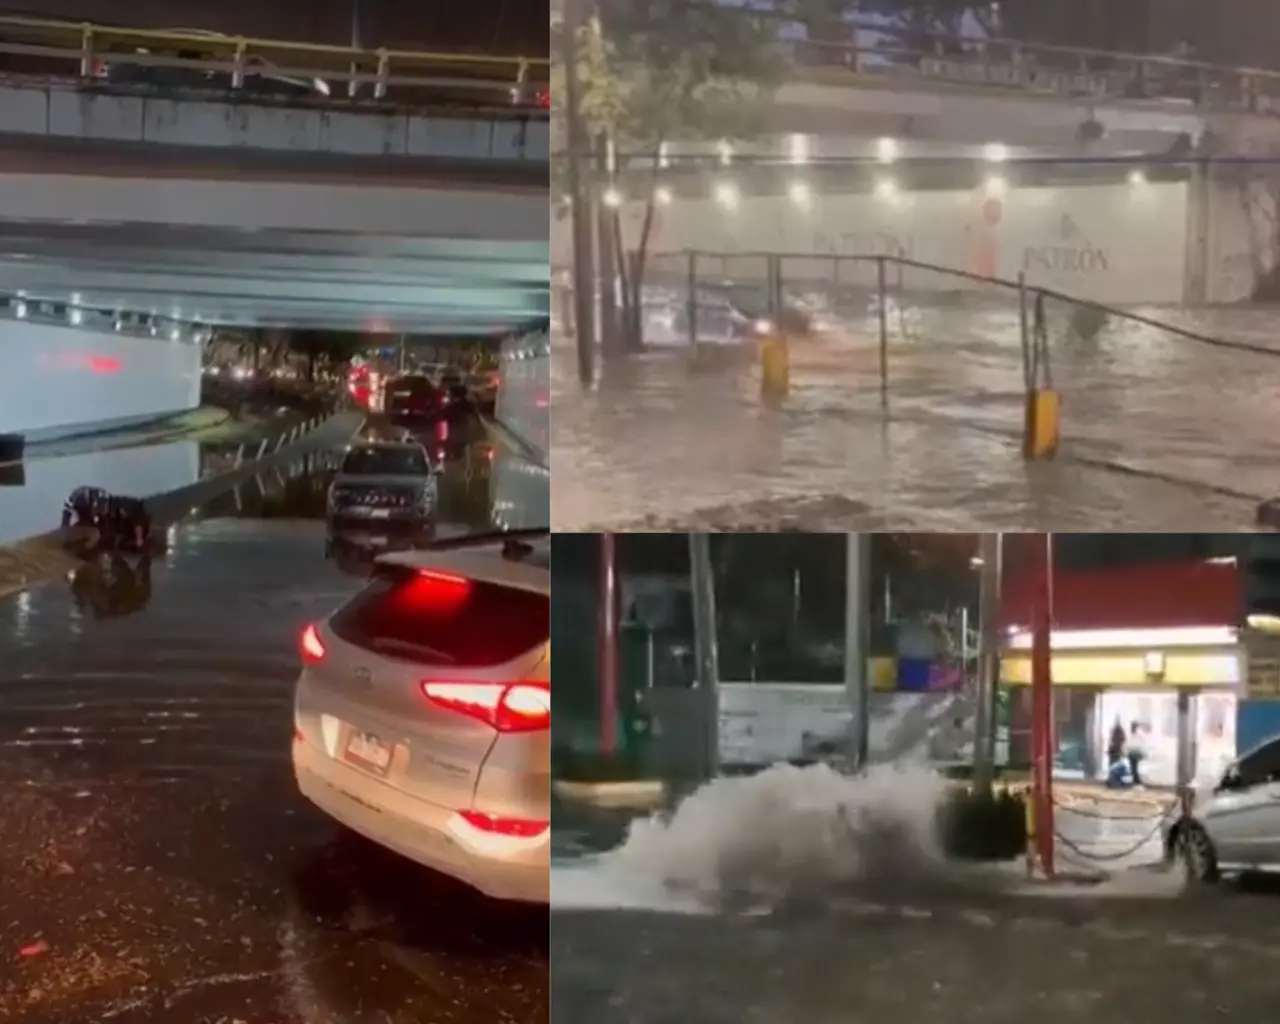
<box><xmin>1126</xmin><ymin>720</ymin><xmax>1147</xmax><ymax>787</ymax></box>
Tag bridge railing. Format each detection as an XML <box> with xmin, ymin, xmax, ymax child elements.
<box><xmin>0</xmin><ymin>15</ymin><xmax>549</xmax><ymax>114</ymax></box>
<box><xmin>778</xmin><ymin>27</ymin><xmax>1280</xmax><ymax>114</ymax></box>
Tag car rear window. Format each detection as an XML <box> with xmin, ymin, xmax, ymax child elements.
<box><xmin>340</xmin><ymin>447</ymin><xmax>429</xmax><ymax>476</ymax></box>
<box><xmin>329</xmin><ymin>565</ymin><xmax>548</xmax><ymax>668</ymax></box>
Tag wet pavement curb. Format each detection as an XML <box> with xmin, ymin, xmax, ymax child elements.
<box><xmin>0</xmin><ymin>409</ymin><xmax>362</xmax><ymax>601</ymax></box>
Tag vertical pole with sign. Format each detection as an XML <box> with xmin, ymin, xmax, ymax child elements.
<box><xmin>1028</xmin><ymin>532</ymin><xmax>1056</xmax><ymax>877</ymax></box>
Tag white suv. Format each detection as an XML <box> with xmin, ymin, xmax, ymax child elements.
<box><xmin>292</xmin><ymin>531</ymin><xmax>550</xmax><ymax>902</ymax></box>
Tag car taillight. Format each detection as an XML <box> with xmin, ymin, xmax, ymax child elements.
<box><xmin>299</xmin><ymin>623</ymin><xmax>326</xmax><ymax>664</ymax></box>
<box><xmin>455</xmin><ymin>810</ymin><xmax>548</xmax><ymax>838</ymax></box>
<box><xmin>421</xmin><ymin>681</ymin><xmax>549</xmax><ymax>733</ymax></box>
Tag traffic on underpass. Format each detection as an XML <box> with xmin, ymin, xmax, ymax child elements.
<box><xmin>0</xmin><ymin>326</ymin><xmax>550</xmax><ymax>1024</ymax></box>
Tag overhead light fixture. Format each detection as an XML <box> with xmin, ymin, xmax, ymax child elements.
<box><xmin>717</xmin><ymin>140</ymin><xmax>734</xmax><ymax>166</ymax></box>
<box><xmin>713</xmin><ymin>181</ymin><xmax>739</xmax><ymax>210</ymax></box>
<box><xmin>1127</xmin><ymin>168</ymin><xmax>1147</xmax><ymax>186</ymax></box>
<box><xmin>601</xmin><ymin>186</ymin><xmax>623</xmax><ymax>208</ymax></box>
<box><xmin>982</xmin><ymin>142</ymin><xmax>1009</xmax><ymax>163</ymax></box>
<box><xmin>789</xmin><ymin>133</ymin><xmax>809</xmax><ymax>164</ymax></box>
<box><xmin>876</xmin><ymin>136</ymin><xmax>898</xmax><ymax>163</ymax></box>
<box><xmin>654</xmin><ymin>186</ymin><xmax>673</xmax><ymax>206</ymax></box>
<box><xmin>788</xmin><ymin>180</ymin><xmax>811</xmax><ymax>206</ymax></box>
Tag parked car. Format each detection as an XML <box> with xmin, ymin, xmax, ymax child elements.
<box><xmin>292</xmin><ymin>530</ymin><xmax>550</xmax><ymax>902</ymax></box>
<box><xmin>1164</xmin><ymin>731</ymin><xmax>1280</xmax><ymax>883</ymax></box>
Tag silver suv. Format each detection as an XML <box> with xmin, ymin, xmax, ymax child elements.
<box><xmin>325</xmin><ymin>441</ymin><xmax>438</xmax><ymax>555</ymax></box>
<box><xmin>1165</xmin><ymin>732</ymin><xmax>1280</xmax><ymax>883</ymax></box>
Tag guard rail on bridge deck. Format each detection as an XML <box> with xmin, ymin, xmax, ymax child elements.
<box><xmin>776</xmin><ymin>23</ymin><xmax>1280</xmax><ymax>115</ymax></box>
<box><xmin>0</xmin><ymin>15</ymin><xmax>549</xmax><ymax>115</ymax></box>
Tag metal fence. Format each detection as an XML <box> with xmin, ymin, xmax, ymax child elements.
<box><xmin>645</xmin><ymin>248</ymin><xmax>1280</xmax><ymax>443</ymax></box>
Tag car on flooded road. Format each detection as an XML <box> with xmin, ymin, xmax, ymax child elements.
<box><xmin>324</xmin><ymin>440</ymin><xmax>437</xmax><ymax>558</ymax></box>
<box><xmin>291</xmin><ymin>530</ymin><xmax>550</xmax><ymax>903</ymax></box>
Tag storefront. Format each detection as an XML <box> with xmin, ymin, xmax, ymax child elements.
<box><xmin>999</xmin><ymin>558</ymin><xmax>1242</xmax><ymax>786</ymax></box>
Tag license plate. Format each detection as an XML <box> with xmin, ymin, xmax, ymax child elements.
<box><xmin>369</xmin><ymin>509</ymin><xmax>391</xmax><ymax>519</ymax></box>
<box><xmin>344</xmin><ymin>731</ymin><xmax>392</xmax><ymax>774</ymax></box>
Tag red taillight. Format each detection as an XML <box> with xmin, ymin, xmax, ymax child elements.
<box><xmin>299</xmin><ymin>623</ymin><xmax>326</xmax><ymax>664</ymax></box>
<box><xmin>422</xmin><ymin>681</ymin><xmax>549</xmax><ymax>733</ymax></box>
<box><xmin>456</xmin><ymin>810</ymin><xmax>548</xmax><ymax>838</ymax></box>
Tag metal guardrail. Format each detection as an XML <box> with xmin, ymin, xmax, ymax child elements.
<box><xmin>0</xmin><ymin>15</ymin><xmax>549</xmax><ymax>112</ymax></box>
<box><xmin>781</xmin><ymin>28</ymin><xmax>1280</xmax><ymax>114</ymax></box>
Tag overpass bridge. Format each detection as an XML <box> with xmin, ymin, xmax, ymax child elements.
<box><xmin>762</xmin><ymin>29</ymin><xmax>1280</xmax><ymax>151</ymax></box>
<box><xmin>0</xmin><ymin>19</ymin><xmax>549</xmax><ymax>439</ymax></box>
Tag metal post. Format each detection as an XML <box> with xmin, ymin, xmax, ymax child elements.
<box><xmin>1028</xmin><ymin>532</ymin><xmax>1055</xmax><ymax>877</ymax></box>
<box><xmin>1017</xmin><ymin>272</ymin><xmax>1030</xmax><ymax>392</ymax></box>
<box><xmin>689</xmin><ymin>533</ymin><xmax>720</xmax><ymax>781</ymax></box>
<box><xmin>686</xmin><ymin>251</ymin><xmax>698</xmax><ymax>347</ymax></box>
<box><xmin>562</xmin><ymin>0</ymin><xmax>596</xmax><ymax>386</ymax></box>
<box><xmin>1175</xmin><ymin>689</ymin><xmax>1195</xmax><ymax>794</ymax></box>
<box><xmin>599</xmin><ymin>533</ymin><xmax>620</xmax><ymax>755</ymax></box>
<box><xmin>973</xmin><ymin>533</ymin><xmax>1003</xmax><ymax>794</ymax></box>
<box><xmin>877</xmin><ymin>257</ymin><xmax>889</xmax><ymax>410</ymax></box>
<box><xmin>844</xmin><ymin>533</ymin><xmax>871</xmax><ymax>769</ymax></box>
<box><xmin>348</xmin><ymin>0</ymin><xmax>362</xmax><ymax>98</ymax></box>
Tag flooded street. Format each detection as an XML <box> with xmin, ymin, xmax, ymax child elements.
<box><xmin>550</xmin><ymin>767</ymin><xmax>1277</xmax><ymax>1024</ymax></box>
<box><xmin>0</xmin><ymin>434</ymin><xmax>548</xmax><ymax>1024</ymax></box>
<box><xmin>552</xmin><ymin>304</ymin><xmax>1280</xmax><ymax>530</ymax></box>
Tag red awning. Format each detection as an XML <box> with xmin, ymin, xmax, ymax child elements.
<box><xmin>1000</xmin><ymin>559</ymin><xmax>1240</xmax><ymax>632</ymax></box>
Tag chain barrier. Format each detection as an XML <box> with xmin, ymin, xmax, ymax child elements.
<box><xmin>1050</xmin><ymin>793</ymin><xmax>1180</xmax><ymax>864</ymax></box>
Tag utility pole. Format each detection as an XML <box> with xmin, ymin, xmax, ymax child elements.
<box><xmin>560</xmin><ymin>0</ymin><xmax>596</xmax><ymax>386</ymax></box>
<box><xmin>689</xmin><ymin>533</ymin><xmax>720</xmax><ymax>781</ymax></box>
<box><xmin>1028</xmin><ymin>532</ymin><xmax>1056</xmax><ymax>878</ymax></box>
<box><xmin>598</xmin><ymin>533</ymin><xmax>620</xmax><ymax>755</ymax></box>
<box><xmin>844</xmin><ymin>533</ymin><xmax>871</xmax><ymax>769</ymax></box>
<box><xmin>972</xmin><ymin>533</ymin><xmax>1003</xmax><ymax>794</ymax></box>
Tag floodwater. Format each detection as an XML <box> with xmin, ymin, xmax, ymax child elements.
<box><xmin>552</xmin><ymin>303</ymin><xmax>1280</xmax><ymax>530</ymax></box>
<box><xmin>551</xmin><ymin>764</ymin><xmax>1277</xmax><ymax>1024</ymax></box>
<box><xmin>0</xmin><ymin>434</ymin><xmax>548</xmax><ymax>1024</ymax></box>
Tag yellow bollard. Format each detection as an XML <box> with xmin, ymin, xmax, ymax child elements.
<box><xmin>760</xmin><ymin>334</ymin><xmax>790</xmax><ymax>404</ymax></box>
<box><xmin>1022</xmin><ymin>387</ymin><xmax>1061</xmax><ymax>459</ymax></box>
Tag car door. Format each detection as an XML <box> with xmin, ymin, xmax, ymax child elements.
<box><xmin>1205</xmin><ymin>736</ymin><xmax>1280</xmax><ymax>866</ymax></box>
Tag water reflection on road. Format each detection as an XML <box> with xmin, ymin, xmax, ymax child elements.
<box><xmin>0</xmin><ymin>439</ymin><xmax>546</xmax><ymax>1024</ymax></box>
<box><xmin>552</xmin><ymin>305</ymin><xmax>1280</xmax><ymax>530</ymax></box>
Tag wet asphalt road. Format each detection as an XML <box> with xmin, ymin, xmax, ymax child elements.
<box><xmin>552</xmin><ymin>885</ymin><xmax>1280</xmax><ymax>1024</ymax></box>
<box><xmin>551</xmin><ymin>303</ymin><xmax>1280</xmax><ymax>530</ymax></box>
<box><xmin>0</xmin><ymin>519</ymin><xmax>548</xmax><ymax>1024</ymax></box>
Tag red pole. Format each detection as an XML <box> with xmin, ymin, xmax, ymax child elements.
<box><xmin>599</xmin><ymin>532</ymin><xmax>620</xmax><ymax>756</ymax></box>
<box><xmin>1028</xmin><ymin>532</ymin><xmax>1056</xmax><ymax>877</ymax></box>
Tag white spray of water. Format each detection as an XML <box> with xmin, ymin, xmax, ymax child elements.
<box><xmin>551</xmin><ymin>762</ymin><xmax>956</xmax><ymax>913</ymax></box>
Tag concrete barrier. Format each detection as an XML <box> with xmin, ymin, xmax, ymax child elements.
<box><xmin>0</xmin><ymin>408</ymin><xmax>362</xmax><ymax>601</ymax></box>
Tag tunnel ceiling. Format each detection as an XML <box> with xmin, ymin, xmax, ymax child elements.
<box><xmin>0</xmin><ymin>221</ymin><xmax>548</xmax><ymax>334</ymax></box>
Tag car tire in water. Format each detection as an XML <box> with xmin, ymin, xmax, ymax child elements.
<box><xmin>1178</xmin><ymin>822</ymin><xmax>1220</xmax><ymax>886</ymax></box>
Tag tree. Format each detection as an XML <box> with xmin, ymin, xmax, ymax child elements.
<box><xmin>555</xmin><ymin>0</ymin><xmax>782</xmax><ymax>352</ymax></box>
<box><xmin>288</xmin><ymin>330</ymin><xmax>366</xmax><ymax>380</ymax></box>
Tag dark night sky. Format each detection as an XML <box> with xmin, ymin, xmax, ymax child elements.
<box><xmin>0</xmin><ymin>0</ymin><xmax>546</xmax><ymax>55</ymax></box>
